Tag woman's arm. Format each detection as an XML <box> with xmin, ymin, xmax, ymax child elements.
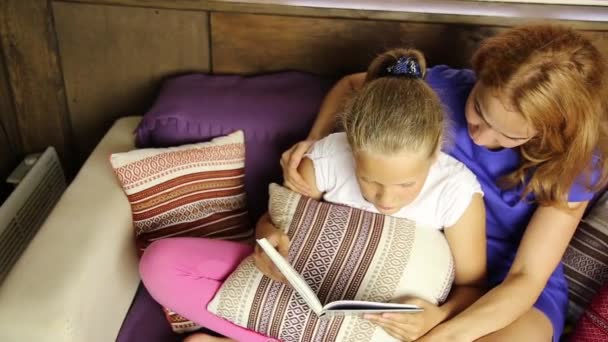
<box><xmin>365</xmin><ymin>194</ymin><xmax>487</xmax><ymax>341</ymax></box>
<box><xmin>308</xmin><ymin>72</ymin><xmax>366</xmax><ymax>140</ymax></box>
<box><xmin>281</xmin><ymin>73</ymin><xmax>366</xmax><ymax>195</ymax></box>
<box><xmin>433</xmin><ymin>201</ymin><xmax>588</xmax><ymax>341</ymax></box>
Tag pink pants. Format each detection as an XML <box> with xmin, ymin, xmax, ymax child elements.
<box><xmin>139</xmin><ymin>237</ymin><xmax>278</xmax><ymax>342</ymax></box>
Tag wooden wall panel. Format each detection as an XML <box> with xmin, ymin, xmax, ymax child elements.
<box><xmin>59</xmin><ymin>0</ymin><xmax>608</xmax><ymax>31</ymax></box>
<box><xmin>0</xmin><ymin>54</ymin><xmax>20</xmax><ymax>156</ymax></box>
<box><xmin>211</xmin><ymin>13</ymin><xmax>608</xmax><ymax>76</ymax></box>
<box><xmin>0</xmin><ymin>51</ymin><xmax>19</xmax><ymax>202</ymax></box>
<box><xmin>584</xmin><ymin>31</ymin><xmax>608</xmax><ymax>62</ymax></box>
<box><xmin>0</xmin><ymin>134</ymin><xmax>15</xmax><ymax>202</ymax></box>
<box><xmin>0</xmin><ymin>0</ymin><xmax>72</xmax><ymax>171</ymax></box>
<box><xmin>52</xmin><ymin>2</ymin><xmax>211</xmax><ymax>162</ymax></box>
<box><xmin>211</xmin><ymin>13</ymin><xmax>504</xmax><ymax>75</ymax></box>
<box><xmin>2</xmin><ymin>1</ymin><xmax>607</xmax><ymax>178</ymax></box>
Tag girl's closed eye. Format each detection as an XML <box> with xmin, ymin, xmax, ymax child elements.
<box><xmin>473</xmin><ymin>101</ymin><xmax>481</xmax><ymax>115</ymax></box>
<box><xmin>360</xmin><ymin>177</ymin><xmax>372</xmax><ymax>184</ymax></box>
<box><xmin>400</xmin><ymin>182</ymin><xmax>415</xmax><ymax>188</ymax></box>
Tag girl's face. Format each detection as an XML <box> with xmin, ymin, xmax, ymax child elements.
<box><xmin>464</xmin><ymin>83</ymin><xmax>536</xmax><ymax>149</ymax></box>
<box><xmin>353</xmin><ymin>148</ymin><xmax>434</xmax><ymax>215</ymax></box>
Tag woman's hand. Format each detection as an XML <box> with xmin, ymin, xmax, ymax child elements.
<box><xmin>280</xmin><ymin>139</ymin><xmax>316</xmax><ymax>196</ymax></box>
<box><xmin>253</xmin><ymin>217</ymin><xmax>290</xmax><ymax>283</ymax></box>
<box><xmin>363</xmin><ymin>297</ymin><xmax>447</xmax><ymax>341</ymax></box>
<box><xmin>279</xmin><ymin>72</ymin><xmax>365</xmax><ymax>195</ymax></box>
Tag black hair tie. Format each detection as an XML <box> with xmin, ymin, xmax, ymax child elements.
<box><xmin>385</xmin><ymin>57</ymin><xmax>422</xmax><ymax>78</ymax></box>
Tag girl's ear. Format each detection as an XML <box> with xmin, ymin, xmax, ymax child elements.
<box><xmin>430</xmin><ymin>136</ymin><xmax>442</xmax><ymax>163</ymax></box>
<box><xmin>430</xmin><ymin>149</ymin><xmax>440</xmax><ymax>164</ymax></box>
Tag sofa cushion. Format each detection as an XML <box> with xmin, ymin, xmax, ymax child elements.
<box><xmin>111</xmin><ymin>130</ymin><xmax>253</xmax><ymax>333</ymax></box>
<box><xmin>110</xmin><ymin>130</ymin><xmax>252</xmax><ymax>255</ymax></box>
<box><xmin>570</xmin><ymin>280</ymin><xmax>608</xmax><ymax>341</ymax></box>
<box><xmin>207</xmin><ymin>184</ymin><xmax>454</xmax><ymax>342</ymax></box>
<box><xmin>563</xmin><ymin>191</ymin><xmax>608</xmax><ymax>322</ymax></box>
<box><xmin>134</xmin><ymin>72</ymin><xmax>334</xmax><ymax>220</ymax></box>
<box><xmin>161</xmin><ymin>307</ymin><xmax>202</xmax><ymax>334</ymax></box>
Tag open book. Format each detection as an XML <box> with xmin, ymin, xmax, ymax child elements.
<box><xmin>257</xmin><ymin>238</ymin><xmax>423</xmax><ymax>317</ymax></box>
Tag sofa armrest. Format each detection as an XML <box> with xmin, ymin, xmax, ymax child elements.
<box><xmin>0</xmin><ymin>117</ymin><xmax>143</xmax><ymax>342</ymax></box>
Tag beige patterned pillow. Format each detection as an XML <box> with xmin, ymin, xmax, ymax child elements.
<box><xmin>110</xmin><ymin>130</ymin><xmax>253</xmax><ymax>333</ymax></box>
<box><xmin>208</xmin><ymin>184</ymin><xmax>454</xmax><ymax>342</ymax></box>
<box><xmin>110</xmin><ymin>130</ymin><xmax>253</xmax><ymax>254</ymax></box>
<box><xmin>563</xmin><ymin>191</ymin><xmax>608</xmax><ymax>322</ymax></box>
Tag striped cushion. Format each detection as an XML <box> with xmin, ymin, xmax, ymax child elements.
<box><xmin>208</xmin><ymin>184</ymin><xmax>454</xmax><ymax>342</ymax></box>
<box><xmin>111</xmin><ymin>130</ymin><xmax>253</xmax><ymax>333</ymax></box>
<box><xmin>161</xmin><ymin>308</ymin><xmax>202</xmax><ymax>334</ymax></box>
<box><xmin>571</xmin><ymin>281</ymin><xmax>608</xmax><ymax>341</ymax></box>
<box><xmin>563</xmin><ymin>191</ymin><xmax>608</xmax><ymax>322</ymax></box>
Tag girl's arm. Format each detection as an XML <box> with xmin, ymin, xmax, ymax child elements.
<box><xmin>254</xmin><ymin>156</ymin><xmax>324</xmax><ymax>280</ymax></box>
<box><xmin>437</xmin><ymin>193</ymin><xmax>488</xmax><ymax>319</ymax></box>
<box><xmin>431</xmin><ymin>201</ymin><xmax>588</xmax><ymax>341</ymax></box>
<box><xmin>293</xmin><ymin>157</ymin><xmax>324</xmax><ymax>200</ymax></box>
<box><xmin>253</xmin><ymin>212</ymin><xmax>290</xmax><ymax>282</ymax></box>
<box><xmin>365</xmin><ymin>193</ymin><xmax>487</xmax><ymax>341</ymax></box>
<box><xmin>281</xmin><ymin>73</ymin><xmax>366</xmax><ymax>195</ymax></box>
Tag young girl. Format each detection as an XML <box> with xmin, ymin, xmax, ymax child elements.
<box><xmin>256</xmin><ymin>49</ymin><xmax>487</xmax><ymax>342</ymax></box>
<box><xmin>139</xmin><ymin>49</ymin><xmax>487</xmax><ymax>342</ymax></box>
<box><xmin>282</xmin><ymin>24</ymin><xmax>608</xmax><ymax>341</ymax></box>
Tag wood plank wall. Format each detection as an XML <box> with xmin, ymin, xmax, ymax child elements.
<box><xmin>1</xmin><ymin>1</ymin><xmax>73</xmax><ymax>170</ymax></box>
<box><xmin>211</xmin><ymin>13</ymin><xmax>504</xmax><ymax>75</ymax></box>
<box><xmin>0</xmin><ymin>48</ymin><xmax>19</xmax><ymax>201</ymax></box>
<box><xmin>52</xmin><ymin>2</ymin><xmax>211</xmax><ymax>162</ymax></box>
<box><xmin>0</xmin><ymin>0</ymin><xmax>607</xmax><ymax>189</ymax></box>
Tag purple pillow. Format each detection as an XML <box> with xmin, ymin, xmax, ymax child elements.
<box><xmin>135</xmin><ymin>72</ymin><xmax>335</xmax><ymax>220</ymax></box>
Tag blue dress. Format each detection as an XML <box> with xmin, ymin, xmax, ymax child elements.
<box><xmin>426</xmin><ymin>65</ymin><xmax>598</xmax><ymax>341</ymax></box>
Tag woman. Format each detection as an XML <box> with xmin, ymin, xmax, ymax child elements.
<box><xmin>281</xmin><ymin>24</ymin><xmax>608</xmax><ymax>341</ymax></box>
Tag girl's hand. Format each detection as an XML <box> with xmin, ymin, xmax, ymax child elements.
<box><xmin>253</xmin><ymin>228</ymin><xmax>290</xmax><ymax>283</ymax></box>
<box><xmin>363</xmin><ymin>297</ymin><xmax>446</xmax><ymax>341</ymax></box>
<box><xmin>280</xmin><ymin>140</ymin><xmax>316</xmax><ymax>196</ymax></box>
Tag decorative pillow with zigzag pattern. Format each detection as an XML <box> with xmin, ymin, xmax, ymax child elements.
<box><xmin>208</xmin><ymin>184</ymin><xmax>455</xmax><ymax>342</ymax></box>
<box><xmin>111</xmin><ymin>130</ymin><xmax>254</xmax><ymax>333</ymax></box>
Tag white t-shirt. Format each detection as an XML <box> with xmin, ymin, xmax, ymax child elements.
<box><xmin>306</xmin><ymin>133</ymin><xmax>483</xmax><ymax>230</ymax></box>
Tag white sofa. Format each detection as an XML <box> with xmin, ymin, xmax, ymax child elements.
<box><xmin>0</xmin><ymin>117</ymin><xmax>143</xmax><ymax>342</ymax></box>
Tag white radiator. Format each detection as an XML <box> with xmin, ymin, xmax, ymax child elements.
<box><xmin>0</xmin><ymin>147</ymin><xmax>66</xmax><ymax>284</ymax></box>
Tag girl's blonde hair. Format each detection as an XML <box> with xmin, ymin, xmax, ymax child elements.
<box><xmin>342</xmin><ymin>48</ymin><xmax>445</xmax><ymax>158</ymax></box>
<box><xmin>472</xmin><ymin>24</ymin><xmax>608</xmax><ymax>205</ymax></box>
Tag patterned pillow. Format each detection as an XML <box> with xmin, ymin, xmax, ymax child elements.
<box><xmin>570</xmin><ymin>281</ymin><xmax>608</xmax><ymax>341</ymax></box>
<box><xmin>208</xmin><ymin>184</ymin><xmax>454</xmax><ymax>342</ymax></box>
<box><xmin>111</xmin><ymin>130</ymin><xmax>253</xmax><ymax>332</ymax></box>
<box><xmin>563</xmin><ymin>191</ymin><xmax>608</xmax><ymax>323</ymax></box>
<box><xmin>161</xmin><ymin>308</ymin><xmax>202</xmax><ymax>334</ymax></box>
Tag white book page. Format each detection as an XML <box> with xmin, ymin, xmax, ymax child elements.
<box><xmin>322</xmin><ymin>300</ymin><xmax>423</xmax><ymax>314</ymax></box>
<box><xmin>257</xmin><ymin>238</ymin><xmax>324</xmax><ymax>315</ymax></box>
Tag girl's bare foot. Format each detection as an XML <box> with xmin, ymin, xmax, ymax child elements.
<box><xmin>183</xmin><ymin>332</ymin><xmax>235</xmax><ymax>342</ymax></box>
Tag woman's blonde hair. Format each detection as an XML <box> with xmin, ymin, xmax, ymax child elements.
<box><xmin>342</xmin><ymin>48</ymin><xmax>446</xmax><ymax>158</ymax></box>
<box><xmin>472</xmin><ymin>24</ymin><xmax>608</xmax><ymax>206</ymax></box>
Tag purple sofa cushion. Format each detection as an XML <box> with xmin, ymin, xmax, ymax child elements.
<box><xmin>135</xmin><ymin>72</ymin><xmax>334</xmax><ymax>220</ymax></box>
<box><xmin>117</xmin><ymin>284</ymin><xmax>222</xmax><ymax>342</ymax></box>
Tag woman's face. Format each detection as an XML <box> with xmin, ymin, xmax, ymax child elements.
<box><xmin>353</xmin><ymin>148</ymin><xmax>433</xmax><ymax>215</ymax></box>
<box><xmin>464</xmin><ymin>83</ymin><xmax>536</xmax><ymax>149</ymax></box>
